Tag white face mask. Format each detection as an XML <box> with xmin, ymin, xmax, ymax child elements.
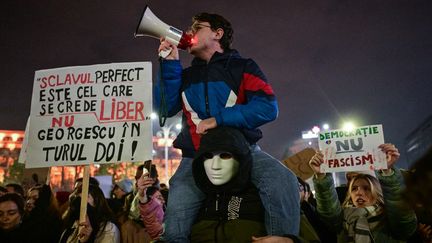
<box><xmin>203</xmin><ymin>152</ymin><xmax>240</xmax><ymax>185</ymax></box>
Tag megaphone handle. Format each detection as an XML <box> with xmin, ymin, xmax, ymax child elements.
<box><xmin>159</xmin><ymin>48</ymin><xmax>172</xmax><ymax>58</ymax></box>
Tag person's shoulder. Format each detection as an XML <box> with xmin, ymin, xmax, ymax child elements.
<box><xmin>104</xmin><ymin>221</ymin><xmax>120</xmax><ymax>232</ymax></box>
<box><xmin>96</xmin><ymin>221</ymin><xmax>121</xmax><ymax>243</ymax></box>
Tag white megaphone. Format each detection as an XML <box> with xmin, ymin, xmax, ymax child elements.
<box><xmin>135</xmin><ymin>6</ymin><xmax>192</xmax><ymax>58</ymax></box>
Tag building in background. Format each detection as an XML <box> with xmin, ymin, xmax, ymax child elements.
<box><xmin>0</xmin><ymin>130</ymin><xmax>25</xmax><ymax>183</ymax></box>
<box><xmin>405</xmin><ymin>115</ymin><xmax>432</xmax><ymax>167</ymax></box>
<box><xmin>0</xmin><ymin>129</ymin><xmax>181</xmax><ymax>192</ymax></box>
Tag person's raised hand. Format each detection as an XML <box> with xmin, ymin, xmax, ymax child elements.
<box><xmin>378</xmin><ymin>143</ymin><xmax>400</xmax><ymax>170</ymax></box>
<box><xmin>158</xmin><ymin>38</ymin><xmax>179</xmax><ymax>60</ymax></box>
<box><xmin>137</xmin><ymin>172</ymin><xmax>155</xmax><ymax>203</ymax></box>
<box><xmin>309</xmin><ymin>150</ymin><xmax>326</xmax><ymax>179</ymax></box>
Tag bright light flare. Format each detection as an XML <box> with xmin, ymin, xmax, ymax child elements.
<box><xmin>11</xmin><ymin>133</ymin><xmax>19</xmax><ymax>142</ymax></box>
<box><xmin>342</xmin><ymin>122</ymin><xmax>356</xmax><ymax>131</ymax></box>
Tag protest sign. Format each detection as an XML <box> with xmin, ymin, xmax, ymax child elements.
<box><xmin>94</xmin><ymin>175</ymin><xmax>114</xmax><ymax>198</ymax></box>
<box><xmin>26</xmin><ymin>62</ymin><xmax>153</xmax><ymax>168</ymax></box>
<box><xmin>283</xmin><ymin>148</ymin><xmax>315</xmax><ymax>180</ymax></box>
<box><xmin>318</xmin><ymin>124</ymin><xmax>387</xmax><ymax>173</ymax></box>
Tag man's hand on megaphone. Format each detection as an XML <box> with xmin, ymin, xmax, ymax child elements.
<box><xmin>159</xmin><ymin>38</ymin><xmax>179</xmax><ymax>60</ymax></box>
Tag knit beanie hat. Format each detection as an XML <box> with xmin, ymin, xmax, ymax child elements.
<box><xmin>115</xmin><ymin>178</ymin><xmax>134</xmax><ymax>193</ymax></box>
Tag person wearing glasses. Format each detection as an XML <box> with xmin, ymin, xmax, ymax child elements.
<box><xmin>155</xmin><ymin>12</ymin><xmax>300</xmax><ymax>242</ymax></box>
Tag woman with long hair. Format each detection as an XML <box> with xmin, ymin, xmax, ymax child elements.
<box><xmin>22</xmin><ymin>184</ymin><xmax>62</xmax><ymax>242</ymax></box>
<box><xmin>59</xmin><ymin>184</ymin><xmax>120</xmax><ymax>243</ymax></box>
<box><xmin>309</xmin><ymin>143</ymin><xmax>417</xmax><ymax>242</ymax></box>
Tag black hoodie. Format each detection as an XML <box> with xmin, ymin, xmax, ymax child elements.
<box><xmin>191</xmin><ymin>127</ymin><xmax>266</xmax><ymax>242</ymax></box>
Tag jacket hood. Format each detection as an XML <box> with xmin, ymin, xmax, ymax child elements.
<box><xmin>191</xmin><ymin>49</ymin><xmax>241</xmax><ymax>66</ymax></box>
<box><xmin>192</xmin><ymin>127</ymin><xmax>252</xmax><ymax>194</ymax></box>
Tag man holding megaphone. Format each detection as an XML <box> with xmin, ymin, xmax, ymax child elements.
<box><xmin>150</xmin><ymin>12</ymin><xmax>300</xmax><ymax>242</ymax></box>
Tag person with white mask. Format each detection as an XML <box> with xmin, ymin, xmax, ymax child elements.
<box><xmin>191</xmin><ymin>127</ymin><xmax>299</xmax><ymax>243</ymax></box>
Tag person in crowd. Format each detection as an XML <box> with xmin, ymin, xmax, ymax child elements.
<box><xmin>190</xmin><ymin>127</ymin><xmax>299</xmax><ymax>242</ymax></box>
<box><xmin>6</xmin><ymin>183</ymin><xmax>25</xmax><ymax>198</ymax></box>
<box><xmin>56</xmin><ymin>190</ymin><xmax>71</xmax><ymax>217</ymax></box>
<box><xmin>120</xmin><ymin>162</ymin><xmax>160</xmax><ymax>243</ymax></box>
<box><xmin>302</xmin><ymin>180</ymin><xmax>317</xmax><ymax>208</ymax></box>
<box><xmin>0</xmin><ymin>193</ymin><xmax>28</xmax><ymax>242</ymax></box>
<box><xmin>297</xmin><ymin>177</ymin><xmax>336</xmax><ymax>243</ymax></box>
<box><xmin>155</xmin><ymin>11</ymin><xmax>300</xmax><ymax>241</ymax></box>
<box><xmin>64</xmin><ymin>177</ymin><xmax>102</xmax><ymax>218</ymax></box>
<box><xmin>0</xmin><ymin>186</ymin><xmax>7</xmax><ymax>196</ymax></box>
<box><xmin>404</xmin><ymin>146</ymin><xmax>432</xmax><ymax>243</ymax></box>
<box><xmin>112</xmin><ymin>178</ymin><xmax>134</xmax><ymax>201</ymax></box>
<box><xmin>22</xmin><ymin>184</ymin><xmax>62</xmax><ymax>242</ymax></box>
<box><xmin>108</xmin><ymin>178</ymin><xmax>134</xmax><ymax>218</ymax></box>
<box><xmin>73</xmin><ymin>177</ymin><xmax>100</xmax><ymax>190</ymax></box>
<box><xmin>297</xmin><ymin>177</ymin><xmax>320</xmax><ymax>243</ymax></box>
<box><xmin>336</xmin><ymin>171</ymin><xmax>376</xmax><ymax>204</ymax></box>
<box><xmin>127</xmin><ymin>163</ymin><xmax>160</xmax><ymax>221</ymax></box>
<box><xmin>59</xmin><ymin>184</ymin><xmax>120</xmax><ymax>243</ymax></box>
<box><xmin>145</xmin><ymin>186</ymin><xmax>167</xmax><ymax>211</ymax></box>
<box><xmin>135</xmin><ymin>171</ymin><xmax>165</xmax><ymax>240</ymax></box>
<box><xmin>309</xmin><ymin>143</ymin><xmax>417</xmax><ymax>242</ymax></box>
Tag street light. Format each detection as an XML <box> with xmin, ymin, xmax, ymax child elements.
<box><xmin>322</xmin><ymin>123</ymin><xmax>330</xmax><ymax>130</ymax></box>
<box><xmin>342</xmin><ymin>122</ymin><xmax>356</xmax><ymax>131</ymax></box>
<box><xmin>154</xmin><ymin>116</ymin><xmax>181</xmax><ymax>182</ymax></box>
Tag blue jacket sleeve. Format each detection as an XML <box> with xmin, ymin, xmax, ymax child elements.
<box><xmin>214</xmin><ymin>59</ymin><xmax>278</xmax><ymax>129</ymax></box>
<box><xmin>153</xmin><ymin>59</ymin><xmax>183</xmax><ymax>116</ymax></box>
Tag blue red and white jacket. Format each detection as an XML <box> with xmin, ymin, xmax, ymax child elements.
<box><xmin>154</xmin><ymin>50</ymin><xmax>278</xmax><ymax>157</ymax></box>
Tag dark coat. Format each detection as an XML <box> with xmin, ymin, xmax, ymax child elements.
<box><xmin>191</xmin><ymin>127</ymin><xmax>266</xmax><ymax>242</ymax></box>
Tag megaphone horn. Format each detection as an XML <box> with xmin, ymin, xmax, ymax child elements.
<box><xmin>135</xmin><ymin>6</ymin><xmax>192</xmax><ymax>57</ymax></box>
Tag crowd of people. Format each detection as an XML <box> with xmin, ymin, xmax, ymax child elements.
<box><xmin>0</xmin><ymin>162</ymin><xmax>169</xmax><ymax>243</ymax></box>
<box><xmin>0</xmin><ymin>134</ymin><xmax>431</xmax><ymax>243</ymax></box>
<box><xmin>1</xmin><ymin>8</ymin><xmax>431</xmax><ymax>243</ymax></box>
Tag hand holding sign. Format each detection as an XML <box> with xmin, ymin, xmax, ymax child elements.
<box><xmin>78</xmin><ymin>215</ymin><xmax>93</xmax><ymax>242</ymax></box>
<box><xmin>27</xmin><ymin>62</ymin><xmax>153</xmax><ymax>168</ymax></box>
<box><xmin>378</xmin><ymin>143</ymin><xmax>400</xmax><ymax>173</ymax></box>
<box><xmin>318</xmin><ymin>124</ymin><xmax>387</xmax><ymax>173</ymax></box>
<box><xmin>308</xmin><ymin>151</ymin><xmax>326</xmax><ymax>179</ymax></box>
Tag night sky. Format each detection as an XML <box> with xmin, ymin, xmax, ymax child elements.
<box><xmin>1</xmin><ymin>0</ymin><xmax>431</xmax><ymax>168</ymax></box>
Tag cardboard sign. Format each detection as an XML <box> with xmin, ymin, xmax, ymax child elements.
<box><xmin>283</xmin><ymin>148</ymin><xmax>316</xmax><ymax>180</ymax></box>
<box><xmin>318</xmin><ymin>124</ymin><xmax>387</xmax><ymax>173</ymax></box>
<box><xmin>26</xmin><ymin>62</ymin><xmax>153</xmax><ymax>168</ymax></box>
